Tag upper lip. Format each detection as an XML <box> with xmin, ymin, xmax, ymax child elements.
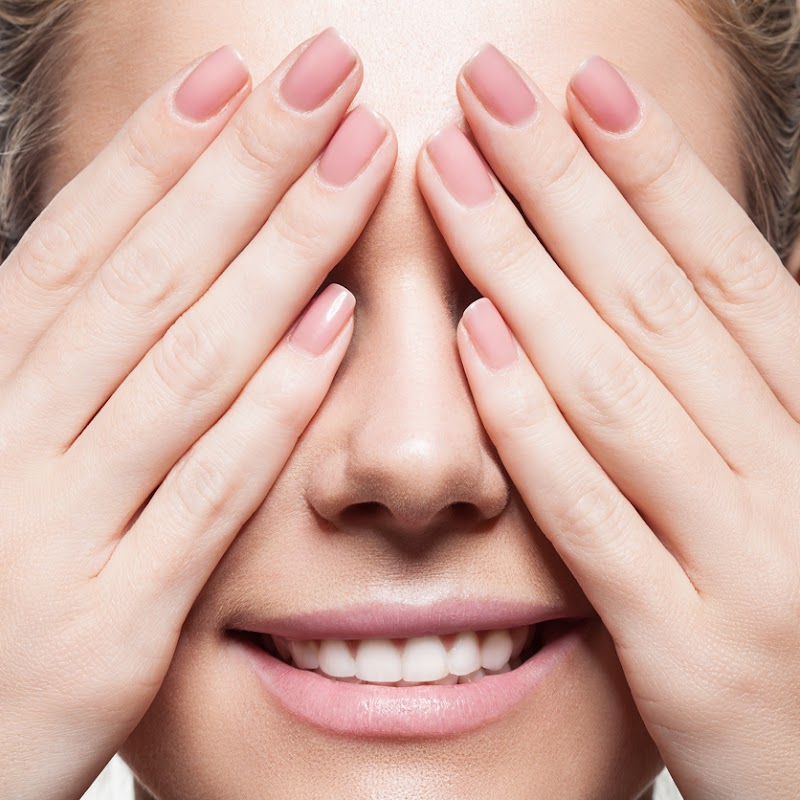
<box><xmin>228</xmin><ymin>597</ymin><xmax>596</xmax><ymax>640</ymax></box>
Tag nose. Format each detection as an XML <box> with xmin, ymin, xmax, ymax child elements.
<box><xmin>306</xmin><ymin>270</ymin><xmax>510</xmax><ymax>549</ymax></box>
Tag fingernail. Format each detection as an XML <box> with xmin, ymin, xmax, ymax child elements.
<box><xmin>317</xmin><ymin>105</ymin><xmax>388</xmax><ymax>187</ymax></box>
<box><xmin>463</xmin><ymin>44</ymin><xmax>538</xmax><ymax>126</ymax></box>
<box><xmin>462</xmin><ymin>298</ymin><xmax>518</xmax><ymax>370</ymax></box>
<box><xmin>280</xmin><ymin>27</ymin><xmax>358</xmax><ymax>112</ymax></box>
<box><xmin>173</xmin><ymin>45</ymin><xmax>249</xmax><ymax>122</ymax></box>
<box><xmin>289</xmin><ymin>284</ymin><xmax>355</xmax><ymax>356</ymax></box>
<box><xmin>569</xmin><ymin>56</ymin><xmax>642</xmax><ymax>134</ymax></box>
<box><xmin>426</xmin><ymin>125</ymin><xmax>496</xmax><ymax>207</ymax></box>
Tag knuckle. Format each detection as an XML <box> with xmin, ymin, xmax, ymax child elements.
<box><xmin>117</xmin><ymin>115</ymin><xmax>167</xmax><ymax>186</ymax></box>
<box><xmin>170</xmin><ymin>448</ymin><xmax>230</xmax><ymax>524</ymax></box>
<box><xmin>490</xmin><ymin>226</ymin><xmax>537</xmax><ymax>286</ymax></box>
<box><xmin>99</xmin><ymin>234</ymin><xmax>177</xmax><ymax>311</ymax></box>
<box><xmin>269</xmin><ymin>202</ymin><xmax>329</xmax><ymax>263</ymax></box>
<box><xmin>226</xmin><ymin>108</ymin><xmax>285</xmax><ymax>178</ymax></box>
<box><xmin>622</xmin><ymin>258</ymin><xmax>703</xmax><ymax>339</ymax></box>
<box><xmin>554</xmin><ymin>475</ymin><xmax>626</xmax><ymax>540</ymax></box>
<box><xmin>242</xmin><ymin>361</ymin><xmax>308</xmax><ymax>439</ymax></box>
<box><xmin>491</xmin><ymin>374</ymin><xmax>558</xmax><ymax>449</ymax></box>
<box><xmin>626</xmin><ymin>128</ymin><xmax>688</xmax><ymax>198</ymax></box>
<box><xmin>576</xmin><ymin>346</ymin><xmax>651</xmax><ymax>427</ymax></box>
<box><xmin>151</xmin><ymin>315</ymin><xmax>224</xmax><ymax>402</ymax></box>
<box><xmin>537</xmin><ymin>137</ymin><xmax>585</xmax><ymax>196</ymax></box>
<box><xmin>13</xmin><ymin>211</ymin><xmax>86</xmax><ymax>294</ymax></box>
<box><xmin>700</xmin><ymin>224</ymin><xmax>783</xmax><ymax>308</ymax></box>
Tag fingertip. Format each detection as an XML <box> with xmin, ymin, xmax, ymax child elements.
<box><xmin>287</xmin><ymin>284</ymin><xmax>355</xmax><ymax>358</ymax></box>
<box><xmin>172</xmin><ymin>44</ymin><xmax>251</xmax><ymax>124</ymax></box>
<box><xmin>567</xmin><ymin>55</ymin><xmax>644</xmax><ymax>137</ymax></box>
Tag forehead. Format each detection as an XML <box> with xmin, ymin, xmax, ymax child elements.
<box><xmin>47</xmin><ymin>0</ymin><xmax>743</xmax><ymax>209</ymax></box>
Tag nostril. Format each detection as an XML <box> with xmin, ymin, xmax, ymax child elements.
<box><xmin>450</xmin><ymin>502</ymin><xmax>479</xmax><ymax>525</ymax></box>
<box><xmin>338</xmin><ymin>500</ymin><xmax>485</xmax><ymax>537</ymax></box>
<box><xmin>339</xmin><ymin>501</ymin><xmax>390</xmax><ymax>530</ymax></box>
<box><xmin>347</xmin><ymin>501</ymin><xmax>385</xmax><ymax>516</ymax></box>
<box><xmin>339</xmin><ymin>500</ymin><xmax>444</xmax><ymax>534</ymax></box>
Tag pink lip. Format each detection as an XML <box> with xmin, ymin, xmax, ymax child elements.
<box><xmin>229</xmin><ymin>617</ymin><xmax>595</xmax><ymax>738</ymax></box>
<box><xmin>227</xmin><ymin>597</ymin><xmax>593</xmax><ymax>640</ymax></box>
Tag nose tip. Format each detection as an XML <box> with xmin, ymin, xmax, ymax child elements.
<box><xmin>307</xmin><ymin>397</ymin><xmax>510</xmax><ymax>545</ymax></box>
<box><xmin>340</xmin><ymin>435</ymin><xmax>507</xmax><ymax>536</ymax></box>
<box><xmin>303</xmin><ymin>237</ymin><xmax>510</xmax><ymax>548</ymax></box>
<box><xmin>312</xmin><ymin>438</ymin><xmax>508</xmax><ymax>545</ymax></box>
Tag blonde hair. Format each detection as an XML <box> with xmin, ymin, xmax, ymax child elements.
<box><xmin>0</xmin><ymin>0</ymin><xmax>83</xmax><ymax>261</ymax></box>
<box><xmin>0</xmin><ymin>0</ymin><xmax>799</xmax><ymax>264</ymax></box>
<box><xmin>678</xmin><ymin>0</ymin><xmax>800</xmax><ymax>263</ymax></box>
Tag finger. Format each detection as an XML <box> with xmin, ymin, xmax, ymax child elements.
<box><xmin>99</xmin><ymin>287</ymin><xmax>354</xmax><ymax>638</ymax></box>
<box><xmin>6</xmin><ymin>27</ymin><xmax>361</xmax><ymax>453</ymax></box>
<box><xmin>567</xmin><ymin>55</ymin><xmax>800</xmax><ymax>423</ymax></box>
<box><xmin>453</xmin><ymin>44</ymin><xmax>797</xmax><ymax>478</ymax></box>
<box><xmin>457</xmin><ymin>297</ymin><xmax>697</xmax><ymax>647</ymax></box>
<box><xmin>416</xmin><ymin>127</ymin><xmax>745</xmax><ymax>579</ymax></box>
<box><xmin>0</xmin><ymin>45</ymin><xmax>251</xmax><ymax>379</ymax></box>
<box><xmin>64</xmin><ymin>107</ymin><xmax>393</xmax><ymax>549</ymax></box>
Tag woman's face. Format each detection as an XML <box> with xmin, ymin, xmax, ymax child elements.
<box><xmin>44</xmin><ymin>1</ymin><xmax>748</xmax><ymax>798</ymax></box>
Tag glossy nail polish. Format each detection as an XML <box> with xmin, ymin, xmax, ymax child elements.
<box><xmin>462</xmin><ymin>298</ymin><xmax>518</xmax><ymax>370</ymax></box>
<box><xmin>289</xmin><ymin>284</ymin><xmax>355</xmax><ymax>356</ymax></box>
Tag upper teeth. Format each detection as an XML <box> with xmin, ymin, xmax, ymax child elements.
<box><xmin>264</xmin><ymin>626</ymin><xmax>532</xmax><ymax>685</ymax></box>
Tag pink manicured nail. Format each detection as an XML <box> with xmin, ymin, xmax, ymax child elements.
<box><xmin>462</xmin><ymin>298</ymin><xmax>518</xmax><ymax>370</ymax></box>
<box><xmin>569</xmin><ymin>56</ymin><xmax>642</xmax><ymax>134</ymax></box>
<box><xmin>317</xmin><ymin>105</ymin><xmax>387</xmax><ymax>186</ymax></box>
<box><xmin>289</xmin><ymin>284</ymin><xmax>355</xmax><ymax>356</ymax></box>
<box><xmin>463</xmin><ymin>44</ymin><xmax>537</xmax><ymax>126</ymax></box>
<box><xmin>280</xmin><ymin>28</ymin><xmax>357</xmax><ymax>112</ymax></box>
<box><xmin>426</xmin><ymin>125</ymin><xmax>496</xmax><ymax>207</ymax></box>
<box><xmin>173</xmin><ymin>45</ymin><xmax>249</xmax><ymax>122</ymax></box>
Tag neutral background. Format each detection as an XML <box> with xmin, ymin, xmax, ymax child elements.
<box><xmin>80</xmin><ymin>753</ymin><xmax>685</xmax><ymax>798</ymax></box>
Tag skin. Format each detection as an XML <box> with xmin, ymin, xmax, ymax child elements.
<box><xmin>15</xmin><ymin>0</ymin><xmax>794</xmax><ymax>798</ymax></box>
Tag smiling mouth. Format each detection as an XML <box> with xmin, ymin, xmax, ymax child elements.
<box><xmin>231</xmin><ymin>622</ymin><xmax>560</xmax><ymax>687</ymax></box>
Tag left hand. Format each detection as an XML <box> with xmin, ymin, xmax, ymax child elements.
<box><xmin>416</xmin><ymin>45</ymin><xmax>800</xmax><ymax>800</ymax></box>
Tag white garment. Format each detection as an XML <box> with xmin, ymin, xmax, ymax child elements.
<box><xmin>81</xmin><ymin>754</ymin><xmax>685</xmax><ymax>799</ymax></box>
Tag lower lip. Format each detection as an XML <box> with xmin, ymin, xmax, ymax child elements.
<box><xmin>230</xmin><ymin>618</ymin><xmax>594</xmax><ymax>738</ymax></box>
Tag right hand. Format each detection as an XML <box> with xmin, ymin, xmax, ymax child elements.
<box><xmin>0</xmin><ymin>28</ymin><xmax>396</xmax><ymax>800</ymax></box>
